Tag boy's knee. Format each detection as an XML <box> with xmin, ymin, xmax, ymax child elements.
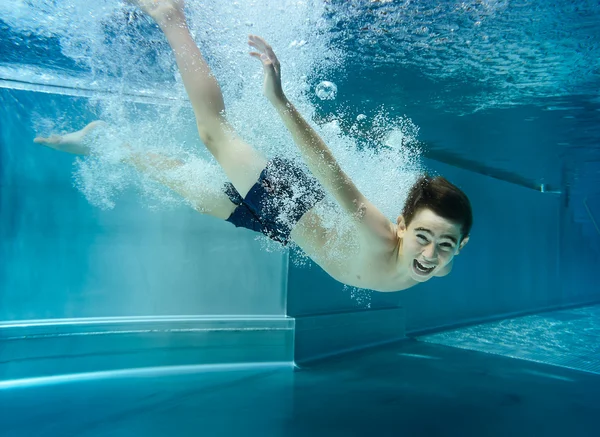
<box><xmin>198</xmin><ymin>128</ymin><xmax>214</xmax><ymax>147</ymax></box>
<box><xmin>196</xmin><ymin>120</ymin><xmax>227</xmax><ymax>149</ymax></box>
<box><xmin>197</xmin><ymin>124</ymin><xmax>222</xmax><ymax>148</ymax></box>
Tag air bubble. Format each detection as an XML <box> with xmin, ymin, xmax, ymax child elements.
<box><xmin>315</xmin><ymin>81</ymin><xmax>338</xmax><ymax>100</ymax></box>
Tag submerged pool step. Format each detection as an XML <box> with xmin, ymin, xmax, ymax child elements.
<box><xmin>419</xmin><ymin>305</ymin><xmax>600</xmax><ymax>375</ymax></box>
<box><xmin>0</xmin><ymin>316</ymin><xmax>294</xmax><ymax>381</ymax></box>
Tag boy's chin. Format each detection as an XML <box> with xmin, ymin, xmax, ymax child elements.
<box><xmin>410</xmin><ymin>269</ymin><xmax>433</xmax><ymax>282</ymax></box>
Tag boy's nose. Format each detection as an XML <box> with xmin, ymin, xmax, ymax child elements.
<box><xmin>422</xmin><ymin>243</ymin><xmax>438</xmax><ymax>260</ymax></box>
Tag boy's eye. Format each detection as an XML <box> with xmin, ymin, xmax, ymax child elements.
<box><xmin>440</xmin><ymin>243</ymin><xmax>454</xmax><ymax>250</ymax></box>
<box><xmin>417</xmin><ymin>235</ymin><xmax>428</xmax><ymax>243</ymax></box>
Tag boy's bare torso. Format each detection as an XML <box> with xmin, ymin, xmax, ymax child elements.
<box><xmin>290</xmin><ymin>206</ymin><xmax>417</xmax><ymax>292</ymax></box>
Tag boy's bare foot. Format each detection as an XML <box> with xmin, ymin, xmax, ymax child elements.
<box><xmin>34</xmin><ymin>121</ymin><xmax>107</xmax><ymax>155</ymax></box>
<box><xmin>126</xmin><ymin>0</ymin><xmax>185</xmax><ymax>27</ymax></box>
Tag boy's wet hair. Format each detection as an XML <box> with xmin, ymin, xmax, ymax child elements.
<box><xmin>402</xmin><ymin>175</ymin><xmax>472</xmax><ymax>239</ymax></box>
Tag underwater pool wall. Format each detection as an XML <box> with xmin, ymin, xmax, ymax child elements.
<box><xmin>289</xmin><ymin>159</ymin><xmax>600</xmax><ymax>361</ymax></box>
<box><xmin>400</xmin><ymin>159</ymin><xmax>564</xmax><ymax>333</ymax></box>
<box><xmin>559</xmin><ymin>191</ymin><xmax>600</xmax><ymax>305</ymax></box>
<box><xmin>0</xmin><ymin>89</ymin><xmax>293</xmax><ymax>380</ymax></box>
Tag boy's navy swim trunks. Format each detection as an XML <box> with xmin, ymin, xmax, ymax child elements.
<box><xmin>223</xmin><ymin>157</ymin><xmax>325</xmax><ymax>245</ymax></box>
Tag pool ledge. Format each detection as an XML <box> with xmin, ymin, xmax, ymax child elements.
<box><xmin>0</xmin><ymin>316</ymin><xmax>294</xmax><ymax>381</ymax></box>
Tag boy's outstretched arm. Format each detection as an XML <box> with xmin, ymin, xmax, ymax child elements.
<box><xmin>248</xmin><ymin>35</ymin><xmax>395</xmax><ymax>245</ymax></box>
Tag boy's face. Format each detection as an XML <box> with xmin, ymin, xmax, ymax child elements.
<box><xmin>397</xmin><ymin>208</ymin><xmax>468</xmax><ymax>283</ymax></box>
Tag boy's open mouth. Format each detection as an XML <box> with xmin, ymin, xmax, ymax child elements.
<box><xmin>413</xmin><ymin>259</ymin><xmax>435</xmax><ymax>276</ymax></box>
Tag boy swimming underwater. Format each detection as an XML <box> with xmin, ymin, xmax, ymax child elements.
<box><xmin>35</xmin><ymin>0</ymin><xmax>472</xmax><ymax>292</ymax></box>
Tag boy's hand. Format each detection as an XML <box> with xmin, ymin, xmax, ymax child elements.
<box><xmin>248</xmin><ymin>35</ymin><xmax>286</xmax><ymax>105</ymax></box>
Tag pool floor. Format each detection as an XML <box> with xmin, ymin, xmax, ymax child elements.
<box><xmin>1</xmin><ymin>339</ymin><xmax>599</xmax><ymax>437</ymax></box>
<box><xmin>421</xmin><ymin>305</ymin><xmax>600</xmax><ymax>375</ymax></box>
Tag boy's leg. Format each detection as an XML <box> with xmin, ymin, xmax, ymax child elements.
<box><xmin>134</xmin><ymin>0</ymin><xmax>267</xmax><ymax>198</ymax></box>
<box><xmin>34</xmin><ymin>122</ymin><xmax>237</xmax><ymax>220</ymax></box>
<box><xmin>127</xmin><ymin>151</ymin><xmax>237</xmax><ymax>219</ymax></box>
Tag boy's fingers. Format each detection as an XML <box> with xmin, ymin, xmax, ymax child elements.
<box><xmin>248</xmin><ymin>34</ymin><xmax>272</xmax><ymax>52</ymax></box>
<box><xmin>248</xmin><ymin>40</ymin><xmax>262</xmax><ymax>51</ymax></box>
<box><xmin>249</xmin><ymin>52</ymin><xmax>270</xmax><ymax>68</ymax></box>
<box><xmin>252</xmin><ymin>35</ymin><xmax>268</xmax><ymax>47</ymax></box>
<box><xmin>248</xmin><ymin>35</ymin><xmax>263</xmax><ymax>48</ymax></box>
<box><xmin>249</xmin><ymin>51</ymin><xmax>272</xmax><ymax>65</ymax></box>
<box><xmin>248</xmin><ymin>35</ymin><xmax>279</xmax><ymax>72</ymax></box>
<box><xmin>249</xmin><ymin>41</ymin><xmax>278</xmax><ymax>63</ymax></box>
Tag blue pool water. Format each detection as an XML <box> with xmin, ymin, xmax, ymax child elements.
<box><xmin>1</xmin><ymin>0</ymin><xmax>600</xmax><ymax>435</ymax></box>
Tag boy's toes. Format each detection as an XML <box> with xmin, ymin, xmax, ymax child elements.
<box><xmin>34</xmin><ymin>135</ymin><xmax>61</xmax><ymax>145</ymax></box>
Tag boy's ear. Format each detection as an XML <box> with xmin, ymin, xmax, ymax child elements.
<box><xmin>396</xmin><ymin>215</ymin><xmax>407</xmax><ymax>238</ymax></box>
<box><xmin>457</xmin><ymin>236</ymin><xmax>470</xmax><ymax>254</ymax></box>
